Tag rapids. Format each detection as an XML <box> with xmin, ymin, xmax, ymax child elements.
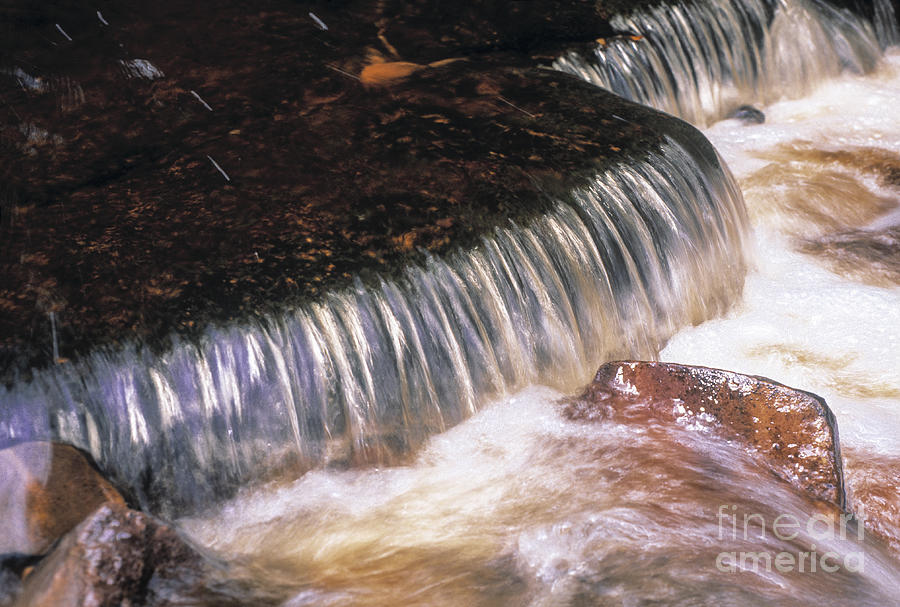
<box><xmin>3</xmin><ymin>0</ymin><xmax>900</xmax><ymax>604</ymax></box>
<box><xmin>174</xmin><ymin>3</ymin><xmax>900</xmax><ymax>605</ymax></box>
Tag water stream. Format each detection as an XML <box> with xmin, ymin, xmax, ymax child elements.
<box><xmin>0</xmin><ymin>133</ymin><xmax>746</xmax><ymax>513</ymax></box>
<box><xmin>182</xmin><ymin>387</ymin><xmax>900</xmax><ymax>606</ymax></box>
<box><xmin>2</xmin><ymin>0</ymin><xmax>899</xmax><ymax>604</ymax></box>
<box><xmin>178</xmin><ymin>2</ymin><xmax>900</xmax><ymax>604</ymax></box>
<box><xmin>553</xmin><ymin>0</ymin><xmax>890</xmax><ymax>127</ymax></box>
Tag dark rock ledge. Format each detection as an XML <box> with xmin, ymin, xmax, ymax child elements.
<box><xmin>2</xmin><ymin>0</ymin><xmax>891</xmax><ymax>381</ymax></box>
<box><xmin>0</xmin><ymin>0</ymin><xmax>667</xmax><ymax>384</ymax></box>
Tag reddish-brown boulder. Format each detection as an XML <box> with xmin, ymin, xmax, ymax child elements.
<box><xmin>565</xmin><ymin>361</ymin><xmax>846</xmax><ymax>508</ymax></box>
<box><xmin>0</xmin><ymin>442</ymin><xmax>124</xmax><ymax>557</ymax></box>
<box><xmin>13</xmin><ymin>501</ymin><xmax>205</xmax><ymax>607</ymax></box>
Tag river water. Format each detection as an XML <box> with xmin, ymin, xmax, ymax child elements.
<box><xmin>175</xmin><ymin>7</ymin><xmax>900</xmax><ymax>607</ymax></box>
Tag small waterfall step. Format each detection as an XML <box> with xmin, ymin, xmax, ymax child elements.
<box><xmin>554</xmin><ymin>0</ymin><xmax>896</xmax><ymax>126</ymax></box>
<box><xmin>1</xmin><ymin>33</ymin><xmax>747</xmax><ymax>514</ymax></box>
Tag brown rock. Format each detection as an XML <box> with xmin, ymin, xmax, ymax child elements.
<box><xmin>0</xmin><ymin>443</ymin><xmax>124</xmax><ymax>557</ymax></box>
<box><xmin>565</xmin><ymin>361</ymin><xmax>845</xmax><ymax>508</ymax></box>
<box><xmin>13</xmin><ymin>502</ymin><xmax>204</xmax><ymax>607</ymax></box>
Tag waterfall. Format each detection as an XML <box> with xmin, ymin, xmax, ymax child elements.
<box><xmin>2</xmin><ymin>0</ymin><xmax>892</xmax><ymax>518</ymax></box>
<box><xmin>0</xmin><ymin>131</ymin><xmax>747</xmax><ymax>514</ymax></box>
<box><xmin>3</xmin><ymin>0</ymin><xmax>899</xmax><ymax>603</ymax></box>
<box><xmin>553</xmin><ymin>0</ymin><xmax>893</xmax><ymax>126</ymax></box>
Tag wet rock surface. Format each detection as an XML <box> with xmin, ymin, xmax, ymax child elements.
<box><xmin>12</xmin><ymin>501</ymin><xmax>216</xmax><ymax>607</ymax></box>
<box><xmin>565</xmin><ymin>361</ymin><xmax>846</xmax><ymax>508</ymax></box>
<box><xmin>0</xmin><ymin>0</ymin><xmax>671</xmax><ymax>384</ymax></box>
<box><xmin>0</xmin><ymin>442</ymin><xmax>125</xmax><ymax>557</ymax></box>
<box><xmin>727</xmin><ymin>104</ymin><xmax>765</xmax><ymax>125</ymax></box>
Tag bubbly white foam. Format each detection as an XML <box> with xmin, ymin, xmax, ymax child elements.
<box><xmin>704</xmin><ymin>50</ymin><xmax>900</xmax><ymax>178</ymax></box>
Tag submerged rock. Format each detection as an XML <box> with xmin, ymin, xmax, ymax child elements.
<box><xmin>12</xmin><ymin>502</ymin><xmax>207</xmax><ymax>607</ymax></box>
<box><xmin>800</xmin><ymin>226</ymin><xmax>900</xmax><ymax>288</ymax></box>
<box><xmin>842</xmin><ymin>448</ymin><xmax>900</xmax><ymax>558</ymax></box>
<box><xmin>727</xmin><ymin>104</ymin><xmax>765</xmax><ymax>125</ymax></box>
<box><xmin>0</xmin><ymin>442</ymin><xmax>124</xmax><ymax>557</ymax></box>
<box><xmin>565</xmin><ymin>361</ymin><xmax>846</xmax><ymax>508</ymax></box>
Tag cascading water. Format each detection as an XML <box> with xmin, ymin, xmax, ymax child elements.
<box><xmin>553</xmin><ymin>0</ymin><xmax>894</xmax><ymax>126</ymax></box>
<box><xmin>660</xmin><ymin>44</ymin><xmax>900</xmax><ymax>516</ymax></box>
<box><xmin>180</xmin><ymin>388</ymin><xmax>900</xmax><ymax>606</ymax></box>
<box><xmin>3</xmin><ymin>0</ymin><xmax>899</xmax><ymax>604</ymax></box>
<box><xmin>0</xmin><ymin>133</ymin><xmax>747</xmax><ymax>513</ymax></box>
<box><xmin>173</xmin><ymin>1</ymin><xmax>900</xmax><ymax>604</ymax></box>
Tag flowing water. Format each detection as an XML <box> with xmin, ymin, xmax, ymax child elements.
<box><xmin>553</xmin><ymin>0</ymin><xmax>892</xmax><ymax>127</ymax></box>
<box><xmin>660</xmin><ymin>51</ymin><xmax>900</xmax><ymax>456</ymax></box>
<box><xmin>181</xmin><ymin>388</ymin><xmax>900</xmax><ymax>606</ymax></box>
<box><xmin>0</xmin><ymin>134</ymin><xmax>746</xmax><ymax>514</ymax></box>
<box><xmin>174</xmin><ymin>2</ymin><xmax>900</xmax><ymax>605</ymax></box>
<box><xmin>3</xmin><ymin>0</ymin><xmax>900</xmax><ymax>604</ymax></box>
